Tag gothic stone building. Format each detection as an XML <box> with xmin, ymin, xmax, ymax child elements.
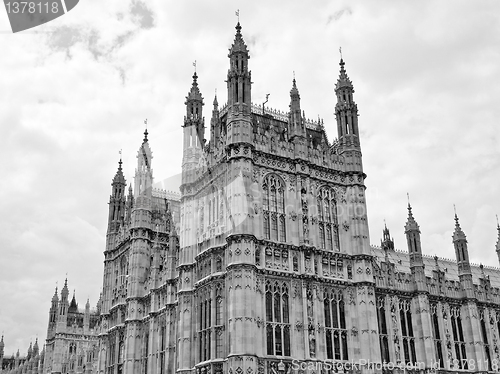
<box><xmin>1</xmin><ymin>338</ymin><xmax>43</xmax><ymax>374</ymax></box>
<box><xmin>42</xmin><ymin>280</ymin><xmax>100</xmax><ymax>374</ymax></box>
<box><xmin>94</xmin><ymin>22</ymin><xmax>500</xmax><ymax>374</ymax></box>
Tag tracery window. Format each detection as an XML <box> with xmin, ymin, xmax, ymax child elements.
<box><xmin>159</xmin><ymin>324</ymin><xmax>166</xmax><ymax>374</ymax></box>
<box><xmin>377</xmin><ymin>296</ymin><xmax>389</xmax><ymax>363</ymax></box>
<box><xmin>215</xmin><ymin>285</ymin><xmax>224</xmax><ymax>358</ymax></box>
<box><xmin>324</xmin><ymin>289</ymin><xmax>348</xmax><ymax>360</ymax></box>
<box><xmin>431</xmin><ymin>303</ymin><xmax>444</xmax><ymax>368</ymax></box>
<box><xmin>399</xmin><ymin>299</ymin><xmax>416</xmax><ymax>365</ymax></box>
<box><xmin>265</xmin><ymin>281</ymin><xmax>291</xmax><ymax>356</ymax></box>
<box><xmin>262</xmin><ymin>175</ymin><xmax>286</xmax><ymax>242</ymax></box>
<box><xmin>317</xmin><ymin>188</ymin><xmax>339</xmax><ymax>251</ymax></box>
<box><xmin>208</xmin><ymin>187</ymin><xmax>219</xmax><ymax>225</ymax></box>
<box><xmin>480</xmin><ymin>309</ymin><xmax>492</xmax><ymax>371</ymax></box>
<box><xmin>142</xmin><ymin>331</ymin><xmax>149</xmax><ymax>374</ymax></box>
<box><xmin>198</xmin><ymin>289</ymin><xmax>212</xmax><ymax>362</ymax></box>
<box><xmin>450</xmin><ymin>306</ymin><xmax>467</xmax><ymax>369</ymax></box>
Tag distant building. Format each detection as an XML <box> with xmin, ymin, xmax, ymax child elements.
<box><xmin>1</xmin><ymin>337</ymin><xmax>43</xmax><ymax>374</ymax></box>
<box><xmin>42</xmin><ymin>280</ymin><xmax>99</xmax><ymax>374</ymax></box>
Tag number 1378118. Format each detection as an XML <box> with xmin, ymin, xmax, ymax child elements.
<box><xmin>5</xmin><ymin>2</ymin><xmax>59</xmax><ymax>14</ymax></box>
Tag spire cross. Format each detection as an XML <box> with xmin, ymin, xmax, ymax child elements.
<box><xmin>235</xmin><ymin>9</ymin><xmax>239</xmax><ymax>22</ymax></box>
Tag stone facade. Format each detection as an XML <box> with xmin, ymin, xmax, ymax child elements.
<box><xmin>1</xmin><ymin>338</ymin><xmax>42</xmax><ymax>374</ymax></box>
<box><xmin>93</xmin><ymin>21</ymin><xmax>500</xmax><ymax>374</ymax></box>
<box><xmin>5</xmin><ymin>21</ymin><xmax>500</xmax><ymax>374</ymax></box>
<box><xmin>42</xmin><ymin>279</ymin><xmax>100</xmax><ymax>374</ymax></box>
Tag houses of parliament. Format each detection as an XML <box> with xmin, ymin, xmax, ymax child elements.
<box><xmin>3</xmin><ymin>21</ymin><xmax>500</xmax><ymax>374</ymax></box>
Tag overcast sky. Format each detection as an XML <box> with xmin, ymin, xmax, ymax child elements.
<box><xmin>1</xmin><ymin>0</ymin><xmax>499</xmax><ymax>356</ymax></box>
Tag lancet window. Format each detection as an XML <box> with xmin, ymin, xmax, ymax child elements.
<box><xmin>317</xmin><ymin>187</ymin><xmax>339</xmax><ymax>251</ymax></box>
<box><xmin>265</xmin><ymin>281</ymin><xmax>291</xmax><ymax>356</ymax></box>
<box><xmin>324</xmin><ymin>288</ymin><xmax>348</xmax><ymax>360</ymax></box>
<box><xmin>263</xmin><ymin>175</ymin><xmax>286</xmax><ymax>242</ymax></box>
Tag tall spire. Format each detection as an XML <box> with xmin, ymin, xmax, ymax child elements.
<box><xmin>229</xmin><ymin>21</ymin><xmax>249</xmax><ymax>56</ymax></box>
<box><xmin>289</xmin><ymin>75</ymin><xmax>304</xmax><ymax>140</ymax></box>
<box><xmin>51</xmin><ymin>286</ymin><xmax>58</xmax><ymax>304</ymax></box>
<box><xmin>336</xmin><ymin>57</ymin><xmax>353</xmax><ymax>91</ymax></box>
<box><xmin>186</xmin><ymin>72</ymin><xmax>203</xmax><ymax>105</ymax></box>
<box><xmin>381</xmin><ymin>222</ymin><xmax>394</xmax><ymax>251</ymax></box>
<box><xmin>452</xmin><ymin>209</ymin><xmax>467</xmax><ymax>242</ymax></box>
<box><xmin>227</xmin><ymin>21</ymin><xmax>251</xmax><ymax>110</ymax></box>
<box><xmin>112</xmin><ymin>158</ymin><xmax>126</xmax><ymax>185</ymax></box>
<box><xmin>452</xmin><ymin>207</ymin><xmax>471</xmax><ymax>280</ymax></box>
<box><xmin>61</xmin><ymin>278</ymin><xmax>69</xmax><ymax>301</ymax></box>
<box><xmin>334</xmin><ymin>55</ymin><xmax>360</xmax><ymax>152</ymax></box>
<box><xmin>405</xmin><ymin>197</ymin><xmax>420</xmax><ymax>233</ymax></box>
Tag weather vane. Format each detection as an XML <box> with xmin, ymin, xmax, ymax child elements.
<box><xmin>144</xmin><ymin>118</ymin><xmax>147</xmax><ymax>129</ymax></box>
<box><xmin>193</xmin><ymin>60</ymin><xmax>197</xmax><ymax>73</ymax></box>
<box><xmin>235</xmin><ymin>9</ymin><xmax>240</xmax><ymax>22</ymax></box>
<box><xmin>339</xmin><ymin>46</ymin><xmax>343</xmax><ymax>60</ymax></box>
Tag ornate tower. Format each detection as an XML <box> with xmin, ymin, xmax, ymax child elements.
<box><xmin>335</xmin><ymin>59</ymin><xmax>360</xmax><ymax>152</ymax></box>
<box><xmin>381</xmin><ymin>223</ymin><xmax>394</xmax><ymax>251</ymax></box>
<box><xmin>47</xmin><ymin>287</ymin><xmax>58</xmax><ymax>340</ymax></box>
<box><xmin>182</xmin><ymin>72</ymin><xmax>205</xmax><ymax>186</ymax></box>
<box><xmin>405</xmin><ymin>203</ymin><xmax>425</xmax><ymax>290</ymax></box>
<box><xmin>106</xmin><ymin>159</ymin><xmax>127</xmax><ymax>250</ymax></box>
<box><xmin>288</xmin><ymin>78</ymin><xmax>307</xmax><ymax>160</ymax></box>
<box><xmin>226</xmin><ymin>22</ymin><xmax>252</xmax><ymax>113</ymax></box>
<box><xmin>122</xmin><ymin>130</ymin><xmax>155</xmax><ymax>374</ymax></box>
<box><xmin>57</xmin><ymin>279</ymin><xmax>69</xmax><ymax>330</ymax></box>
<box><xmin>453</xmin><ymin>212</ymin><xmax>473</xmax><ymax>296</ymax></box>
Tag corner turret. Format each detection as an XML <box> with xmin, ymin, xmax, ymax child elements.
<box><xmin>289</xmin><ymin>77</ymin><xmax>305</xmax><ymax>140</ymax></box>
<box><xmin>404</xmin><ymin>202</ymin><xmax>426</xmax><ymax>290</ymax></box>
<box><xmin>452</xmin><ymin>209</ymin><xmax>473</xmax><ymax>297</ymax></box>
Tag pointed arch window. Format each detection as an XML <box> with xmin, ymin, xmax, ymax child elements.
<box><xmin>262</xmin><ymin>175</ymin><xmax>286</xmax><ymax>242</ymax></box>
<box><xmin>324</xmin><ymin>289</ymin><xmax>348</xmax><ymax>360</ymax></box>
<box><xmin>317</xmin><ymin>188</ymin><xmax>339</xmax><ymax>251</ymax></box>
<box><xmin>198</xmin><ymin>289</ymin><xmax>212</xmax><ymax>362</ymax></box>
<box><xmin>399</xmin><ymin>299</ymin><xmax>416</xmax><ymax>365</ymax></box>
<box><xmin>377</xmin><ymin>296</ymin><xmax>389</xmax><ymax>363</ymax></box>
<box><xmin>265</xmin><ymin>281</ymin><xmax>291</xmax><ymax>356</ymax></box>
<box><xmin>450</xmin><ymin>306</ymin><xmax>467</xmax><ymax>369</ymax></box>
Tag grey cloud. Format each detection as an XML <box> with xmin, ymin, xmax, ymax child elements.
<box><xmin>327</xmin><ymin>8</ymin><xmax>352</xmax><ymax>24</ymax></box>
<box><xmin>130</xmin><ymin>0</ymin><xmax>155</xmax><ymax>30</ymax></box>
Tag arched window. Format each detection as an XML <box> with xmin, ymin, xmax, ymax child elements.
<box><xmin>324</xmin><ymin>289</ymin><xmax>348</xmax><ymax>360</ymax></box>
<box><xmin>262</xmin><ymin>175</ymin><xmax>286</xmax><ymax>242</ymax></box>
<box><xmin>208</xmin><ymin>187</ymin><xmax>219</xmax><ymax>225</ymax></box>
<box><xmin>198</xmin><ymin>289</ymin><xmax>212</xmax><ymax>362</ymax></box>
<box><xmin>317</xmin><ymin>188</ymin><xmax>339</xmax><ymax>251</ymax></box>
<box><xmin>265</xmin><ymin>281</ymin><xmax>291</xmax><ymax>356</ymax></box>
